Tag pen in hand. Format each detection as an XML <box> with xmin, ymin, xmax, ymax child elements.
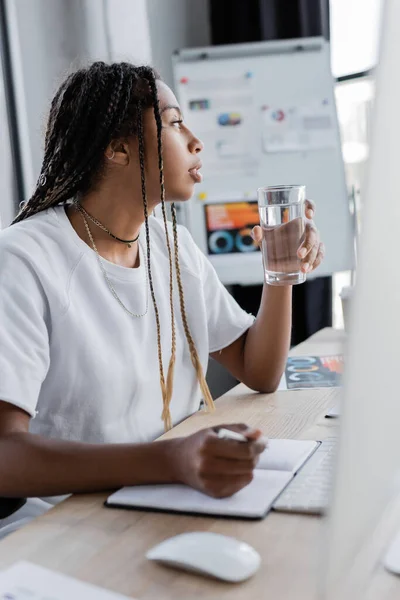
<box><xmin>217</xmin><ymin>427</ymin><xmax>269</xmax><ymax>448</ymax></box>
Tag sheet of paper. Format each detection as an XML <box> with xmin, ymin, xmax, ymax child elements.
<box><xmin>262</xmin><ymin>98</ymin><xmax>337</xmax><ymax>153</ymax></box>
<box><xmin>107</xmin><ymin>470</ymin><xmax>292</xmax><ymax>519</ymax></box>
<box><xmin>257</xmin><ymin>439</ymin><xmax>319</xmax><ymax>473</ymax></box>
<box><xmin>177</xmin><ymin>71</ymin><xmax>260</xmax><ymax>179</ymax></box>
<box><xmin>0</xmin><ymin>561</ymin><xmax>133</xmax><ymax>599</ymax></box>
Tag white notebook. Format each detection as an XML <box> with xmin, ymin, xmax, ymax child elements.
<box><xmin>106</xmin><ymin>439</ymin><xmax>319</xmax><ymax>520</ymax></box>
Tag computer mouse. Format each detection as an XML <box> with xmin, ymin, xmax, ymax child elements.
<box><xmin>146</xmin><ymin>531</ymin><xmax>261</xmax><ymax>582</ymax></box>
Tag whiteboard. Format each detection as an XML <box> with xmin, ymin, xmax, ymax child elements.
<box><xmin>172</xmin><ymin>37</ymin><xmax>354</xmax><ymax>285</ymax></box>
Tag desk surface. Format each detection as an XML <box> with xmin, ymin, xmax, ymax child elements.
<box><xmin>0</xmin><ymin>328</ymin><xmax>398</xmax><ymax>599</ymax></box>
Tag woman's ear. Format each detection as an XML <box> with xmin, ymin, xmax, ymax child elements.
<box><xmin>105</xmin><ymin>140</ymin><xmax>130</xmax><ymax>166</ymax></box>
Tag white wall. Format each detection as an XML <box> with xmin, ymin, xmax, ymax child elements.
<box><xmin>6</xmin><ymin>0</ymin><xmax>155</xmax><ymax>201</ymax></box>
<box><xmin>6</xmin><ymin>0</ymin><xmax>89</xmax><ymax>195</ymax></box>
<box><xmin>82</xmin><ymin>0</ymin><xmax>152</xmax><ymax>65</ymax></box>
<box><xmin>79</xmin><ymin>0</ymin><xmax>211</xmax><ymax>85</ymax></box>
<box><xmin>146</xmin><ymin>0</ymin><xmax>211</xmax><ymax>88</ymax></box>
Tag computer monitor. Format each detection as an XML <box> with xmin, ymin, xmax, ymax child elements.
<box><xmin>323</xmin><ymin>0</ymin><xmax>400</xmax><ymax>595</ymax></box>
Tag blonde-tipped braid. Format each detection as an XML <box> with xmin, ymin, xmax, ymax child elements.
<box><xmin>137</xmin><ymin>102</ymin><xmax>168</xmax><ymax>426</ymax></box>
<box><xmin>147</xmin><ymin>77</ymin><xmax>177</xmax><ymax>431</ymax></box>
<box><xmin>171</xmin><ymin>203</ymin><xmax>215</xmax><ymax>415</ymax></box>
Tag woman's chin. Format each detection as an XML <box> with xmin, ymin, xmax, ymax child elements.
<box><xmin>165</xmin><ymin>187</ymin><xmax>195</xmax><ymax>203</ymax></box>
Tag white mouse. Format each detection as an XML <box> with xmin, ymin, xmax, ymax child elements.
<box><xmin>146</xmin><ymin>531</ymin><xmax>261</xmax><ymax>582</ymax></box>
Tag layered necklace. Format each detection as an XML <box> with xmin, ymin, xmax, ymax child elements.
<box><xmin>74</xmin><ymin>201</ymin><xmax>148</xmax><ymax>318</ymax></box>
<box><xmin>76</xmin><ymin>202</ymin><xmax>140</xmax><ymax>248</ymax></box>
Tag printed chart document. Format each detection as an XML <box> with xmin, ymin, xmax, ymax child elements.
<box><xmin>106</xmin><ymin>439</ymin><xmax>318</xmax><ymax>520</ymax></box>
<box><xmin>262</xmin><ymin>99</ymin><xmax>337</xmax><ymax>153</ymax></box>
<box><xmin>0</xmin><ymin>561</ymin><xmax>133</xmax><ymax>599</ymax></box>
<box><xmin>278</xmin><ymin>355</ymin><xmax>344</xmax><ymax>391</ymax></box>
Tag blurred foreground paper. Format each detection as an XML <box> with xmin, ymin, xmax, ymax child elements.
<box><xmin>0</xmin><ymin>561</ymin><xmax>134</xmax><ymax>599</ymax></box>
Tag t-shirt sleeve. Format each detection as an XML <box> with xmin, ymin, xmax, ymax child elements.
<box><xmin>179</xmin><ymin>226</ymin><xmax>255</xmax><ymax>353</ymax></box>
<box><xmin>0</xmin><ymin>248</ymin><xmax>50</xmax><ymax>417</ymax></box>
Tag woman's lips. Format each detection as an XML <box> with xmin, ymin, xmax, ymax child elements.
<box><xmin>188</xmin><ymin>162</ymin><xmax>203</xmax><ymax>183</ymax></box>
<box><xmin>188</xmin><ymin>167</ymin><xmax>203</xmax><ymax>183</ymax></box>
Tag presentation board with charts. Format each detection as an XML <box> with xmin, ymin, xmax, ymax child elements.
<box><xmin>172</xmin><ymin>38</ymin><xmax>355</xmax><ymax>286</ymax></box>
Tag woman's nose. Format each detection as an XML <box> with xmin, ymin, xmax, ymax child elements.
<box><xmin>190</xmin><ymin>135</ymin><xmax>204</xmax><ymax>154</ymax></box>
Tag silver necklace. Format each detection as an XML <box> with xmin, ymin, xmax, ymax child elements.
<box><xmin>75</xmin><ymin>202</ymin><xmax>140</xmax><ymax>248</ymax></box>
<box><xmin>76</xmin><ymin>204</ymin><xmax>148</xmax><ymax>318</ymax></box>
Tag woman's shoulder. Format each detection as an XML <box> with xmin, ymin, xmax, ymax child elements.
<box><xmin>0</xmin><ymin>207</ymin><xmax>83</xmax><ymax>281</ymax></box>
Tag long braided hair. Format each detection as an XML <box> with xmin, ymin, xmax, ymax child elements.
<box><xmin>11</xmin><ymin>62</ymin><xmax>215</xmax><ymax>431</ymax></box>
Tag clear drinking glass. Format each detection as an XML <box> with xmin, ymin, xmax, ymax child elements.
<box><xmin>257</xmin><ymin>185</ymin><xmax>306</xmax><ymax>286</ymax></box>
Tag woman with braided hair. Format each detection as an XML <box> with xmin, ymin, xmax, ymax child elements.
<box><xmin>0</xmin><ymin>62</ymin><xmax>324</xmax><ymax>535</ymax></box>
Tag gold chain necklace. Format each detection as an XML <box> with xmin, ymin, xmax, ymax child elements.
<box><xmin>75</xmin><ymin>202</ymin><xmax>140</xmax><ymax>248</ymax></box>
<box><xmin>76</xmin><ymin>204</ymin><xmax>148</xmax><ymax>318</ymax></box>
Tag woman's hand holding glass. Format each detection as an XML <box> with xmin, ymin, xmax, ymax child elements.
<box><xmin>252</xmin><ymin>199</ymin><xmax>325</xmax><ymax>276</ymax></box>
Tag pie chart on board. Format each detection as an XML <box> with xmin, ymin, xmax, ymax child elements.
<box><xmin>272</xmin><ymin>109</ymin><xmax>285</xmax><ymax>122</ymax></box>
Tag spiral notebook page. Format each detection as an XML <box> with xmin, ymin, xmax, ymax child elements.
<box><xmin>257</xmin><ymin>439</ymin><xmax>319</xmax><ymax>472</ymax></box>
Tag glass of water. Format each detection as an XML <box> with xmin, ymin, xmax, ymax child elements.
<box><xmin>257</xmin><ymin>185</ymin><xmax>306</xmax><ymax>286</ymax></box>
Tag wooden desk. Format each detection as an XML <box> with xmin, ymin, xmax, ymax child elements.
<box><xmin>0</xmin><ymin>328</ymin><xmax>397</xmax><ymax>599</ymax></box>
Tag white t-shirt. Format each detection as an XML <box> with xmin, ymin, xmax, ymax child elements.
<box><xmin>0</xmin><ymin>204</ymin><xmax>254</xmax><ymax>534</ymax></box>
